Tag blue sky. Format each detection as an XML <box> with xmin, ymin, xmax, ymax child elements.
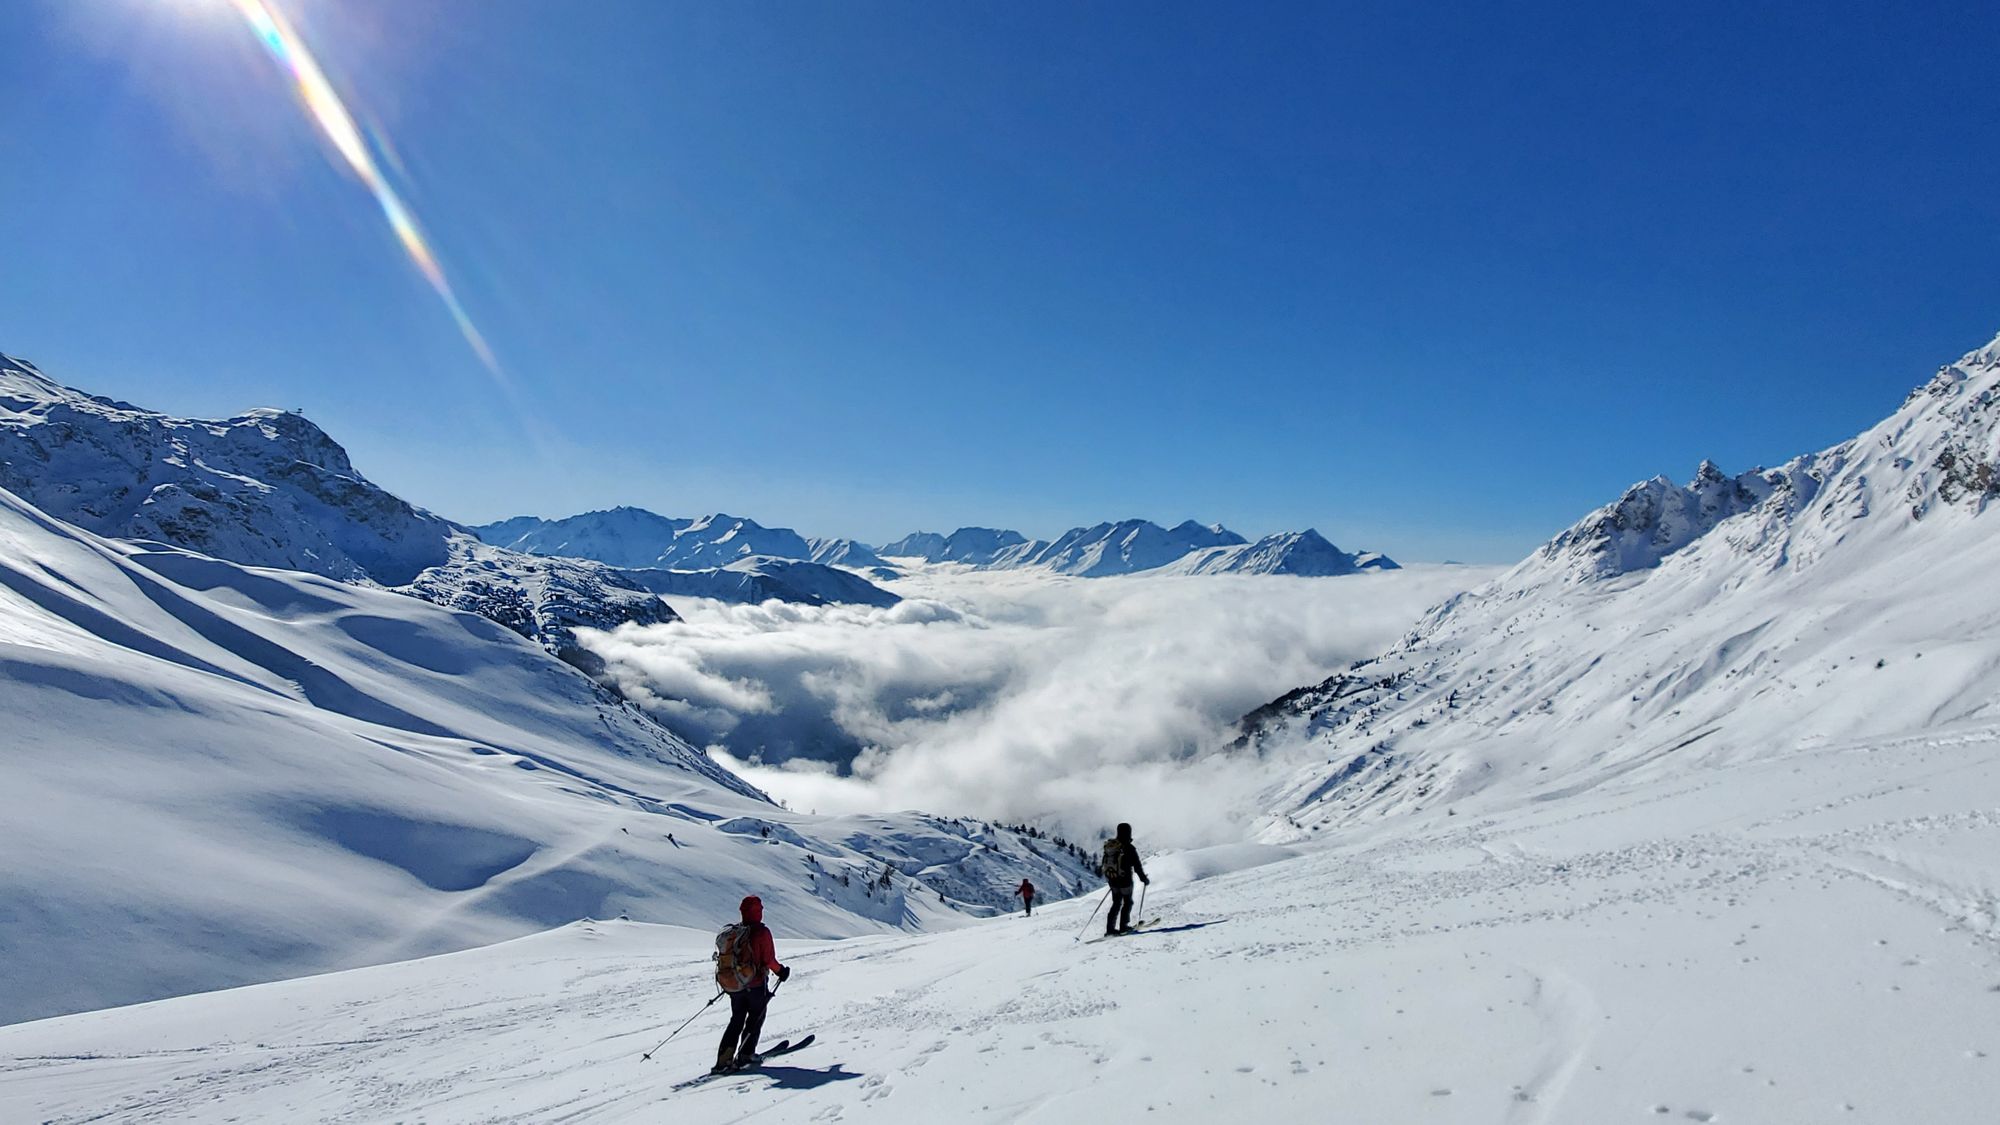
<box><xmin>3</xmin><ymin>1</ymin><xmax>1996</xmax><ymax>562</ymax></box>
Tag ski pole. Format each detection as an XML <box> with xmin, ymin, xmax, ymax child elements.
<box><xmin>1073</xmin><ymin>888</ymin><xmax>1110</xmax><ymax>941</ymax></box>
<box><xmin>1137</xmin><ymin>880</ymin><xmax>1147</xmax><ymax>923</ymax></box>
<box><xmin>640</xmin><ymin>991</ymin><xmax>723</xmax><ymax>1061</ymax></box>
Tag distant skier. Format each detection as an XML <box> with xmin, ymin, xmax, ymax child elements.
<box><xmin>1016</xmin><ymin>878</ymin><xmax>1036</xmax><ymax>916</ymax></box>
<box><xmin>712</xmin><ymin>895</ymin><xmax>791</xmax><ymax>1073</ymax></box>
<box><xmin>1100</xmin><ymin>823</ymin><xmax>1149</xmax><ymax>936</ymax></box>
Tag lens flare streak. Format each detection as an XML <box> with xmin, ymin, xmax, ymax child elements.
<box><xmin>228</xmin><ymin>0</ymin><xmax>503</xmax><ymax>377</ymax></box>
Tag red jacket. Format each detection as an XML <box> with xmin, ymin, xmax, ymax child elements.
<box><xmin>1017</xmin><ymin>880</ymin><xmax>1035</xmax><ymax>900</ymax></box>
<box><xmin>739</xmin><ymin>895</ymin><xmax>786</xmax><ymax>982</ymax></box>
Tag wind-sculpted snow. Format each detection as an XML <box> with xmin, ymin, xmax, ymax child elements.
<box><xmin>0</xmin><ymin>488</ymin><xmax>1090</xmax><ymax>1024</ymax></box>
<box><xmin>0</xmin><ymin>351</ymin><xmax>674</xmax><ymax>653</ymax></box>
<box><xmin>581</xmin><ymin>565</ymin><xmax>1490</xmax><ymax>847</ymax></box>
<box><xmin>1241</xmin><ymin>331</ymin><xmax>2000</xmax><ymax>836</ymax></box>
<box><xmin>9</xmin><ymin>722</ymin><xmax>2000</xmax><ymax>1122</ymax></box>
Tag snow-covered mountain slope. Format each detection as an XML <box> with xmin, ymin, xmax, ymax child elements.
<box><xmin>9</xmin><ymin>719</ymin><xmax>1998</xmax><ymax>1123</ymax></box>
<box><xmin>472</xmin><ymin>507</ymin><xmax>693</xmax><ymax>570</ymax></box>
<box><xmin>476</xmin><ymin>508</ymin><xmax>888</xmax><ymax>572</ymax></box>
<box><xmin>0</xmin><ymin>487</ymin><xmax>1088</xmax><ymax>1025</ymax></box>
<box><xmin>1163</xmin><ymin>528</ymin><xmax>1402</xmax><ymax>576</ymax></box>
<box><xmin>1015</xmin><ymin>518</ymin><xmax>1246</xmax><ymax>576</ymax></box>
<box><xmin>885</xmin><ymin>519</ymin><xmax>1401</xmax><ymax>577</ymax></box>
<box><xmin>624</xmin><ymin>556</ymin><xmax>901</xmax><ymax>609</ymax></box>
<box><xmin>0</xmin><ymin>352</ymin><xmax>671</xmax><ymax>656</ymax></box>
<box><xmin>473</xmin><ymin>508</ymin><xmax>898</xmax><ymax>603</ymax></box>
<box><xmin>880</xmin><ymin>527</ymin><xmax>1030</xmax><ymax>565</ymax></box>
<box><xmin>806</xmin><ymin>535</ymin><xmax>890</xmax><ymax>570</ymax></box>
<box><xmin>1240</xmin><ymin>332</ymin><xmax>2000</xmax><ymax>834</ymax></box>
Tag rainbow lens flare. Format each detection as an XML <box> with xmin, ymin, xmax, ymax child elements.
<box><xmin>228</xmin><ymin>0</ymin><xmax>505</xmax><ymax>381</ymax></box>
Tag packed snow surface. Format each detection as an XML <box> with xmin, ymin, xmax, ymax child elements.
<box><xmin>5</xmin><ymin>719</ymin><xmax>1998</xmax><ymax>1122</ymax></box>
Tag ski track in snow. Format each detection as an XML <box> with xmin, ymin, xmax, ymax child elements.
<box><xmin>6</xmin><ymin>726</ymin><xmax>2000</xmax><ymax>1122</ymax></box>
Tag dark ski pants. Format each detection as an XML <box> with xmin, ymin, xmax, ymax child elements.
<box><xmin>1022</xmin><ymin>896</ymin><xmax>1033</xmax><ymax>916</ymax></box>
<box><xmin>717</xmin><ymin>986</ymin><xmax>770</xmax><ymax>1066</ymax></box>
<box><xmin>1107</xmin><ymin>880</ymin><xmax>1135</xmax><ymax>933</ymax></box>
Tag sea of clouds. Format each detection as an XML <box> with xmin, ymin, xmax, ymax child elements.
<box><xmin>581</xmin><ymin>565</ymin><xmax>1491</xmax><ymax>847</ymax></box>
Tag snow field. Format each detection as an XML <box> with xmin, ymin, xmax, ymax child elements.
<box><xmin>6</xmin><ymin>718</ymin><xmax>1998</xmax><ymax>1123</ymax></box>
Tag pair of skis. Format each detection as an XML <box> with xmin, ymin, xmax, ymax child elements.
<box><xmin>1084</xmin><ymin>917</ymin><xmax>1160</xmax><ymax>943</ymax></box>
<box><xmin>672</xmin><ymin>1035</ymin><xmax>817</xmax><ymax>1089</ymax></box>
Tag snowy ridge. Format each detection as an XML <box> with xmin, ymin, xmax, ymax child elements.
<box><xmin>0</xmin><ymin>486</ymin><xmax>1090</xmax><ymax>1024</ymax></box>
<box><xmin>1240</xmin><ymin>332</ymin><xmax>2000</xmax><ymax>834</ymax></box>
<box><xmin>474</xmin><ymin>508</ymin><xmax>889</xmax><ymax>573</ymax></box>
<box><xmin>624</xmin><ymin>555</ymin><xmax>901</xmax><ymax>608</ymax></box>
<box><xmin>0</xmin><ymin>351</ymin><xmax>672</xmax><ymax>655</ymax></box>
<box><xmin>1162</xmin><ymin>528</ymin><xmax>1402</xmax><ymax>576</ymax></box>
<box><xmin>885</xmin><ymin>519</ymin><xmax>1399</xmax><ymax>576</ymax></box>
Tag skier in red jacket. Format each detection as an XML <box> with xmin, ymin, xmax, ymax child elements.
<box><xmin>715</xmin><ymin>895</ymin><xmax>790</xmax><ymax>1073</ymax></box>
<box><xmin>1016</xmin><ymin>878</ymin><xmax>1036</xmax><ymax>917</ymax></box>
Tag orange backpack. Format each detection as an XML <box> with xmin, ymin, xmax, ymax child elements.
<box><xmin>714</xmin><ymin>923</ymin><xmax>761</xmax><ymax>993</ymax></box>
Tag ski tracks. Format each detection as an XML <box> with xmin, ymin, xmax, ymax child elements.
<box><xmin>1502</xmin><ymin>967</ymin><xmax>1599</xmax><ymax>1125</ymax></box>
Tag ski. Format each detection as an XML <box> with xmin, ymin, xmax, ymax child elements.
<box><xmin>1084</xmin><ymin>917</ymin><xmax>1160</xmax><ymax>943</ymax></box>
<box><xmin>749</xmin><ymin>1033</ymin><xmax>815</xmax><ymax>1062</ymax></box>
<box><xmin>672</xmin><ymin>1035</ymin><xmax>818</xmax><ymax>1089</ymax></box>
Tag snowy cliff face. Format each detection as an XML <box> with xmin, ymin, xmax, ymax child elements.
<box><xmin>0</xmin><ymin>352</ymin><xmax>674</xmax><ymax>656</ymax></box>
<box><xmin>0</xmin><ymin>484</ymin><xmax>1089</xmax><ymax>1023</ymax></box>
<box><xmin>1239</xmin><ymin>332</ymin><xmax>2000</xmax><ymax>836</ymax></box>
<box><xmin>0</xmin><ymin>353</ymin><xmax>452</xmax><ymax>585</ymax></box>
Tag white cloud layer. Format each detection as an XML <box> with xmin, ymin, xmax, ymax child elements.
<box><xmin>581</xmin><ymin>565</ymin><xmax>1490</xmax><ymax>847</ymax></box>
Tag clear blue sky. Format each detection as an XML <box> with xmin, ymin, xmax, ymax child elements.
<box><xmin>3</xmin><ymin>1</ymin><xmax>1996</xmax><ymax>562</ymax></box>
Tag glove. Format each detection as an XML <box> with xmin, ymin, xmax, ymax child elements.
<box><xmin>777</xmin><ymin>965</ymin><xmax>792</xmax><ymax>983</ymax></box>
<box><xmin>1140</xmin><ymin>875</ymin><xmax>1150</xmax><ymax>885</ymax></box>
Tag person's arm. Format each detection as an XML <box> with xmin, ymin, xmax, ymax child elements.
<box><xmin>1128</xmin><ymin>843</ymin><xmax>1148</xmax><ymax>884</ymax></box>
<box><xmin>752</xmin><ymin>925</ymin><xmax>787</xmax><ymax>977</ymax></box>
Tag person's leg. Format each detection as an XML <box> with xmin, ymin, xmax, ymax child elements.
<box><xmin>1108</xmin><ymin>883</ymin><xmax>1131</xmax><ymax>933</ymax></box>
<box><xmin>717</xmin><ymin>991</ymin><xmax>749</xmax><ymax>1070</ymax></box>
<box><xmin>735</xmin><ymin>986</ymin><xmax>771</xmax><ymax>1063</ymax></box>
<box><xmin>1117</xmin><ymin>882</ymin><xmax>1135</xmax><ymax>931</ymax></box>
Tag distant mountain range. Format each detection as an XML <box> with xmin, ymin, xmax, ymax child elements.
<box><xmin>476</xmin><ymin>508</ymin><xmax>888</xmax><ymax>574</ymax></box>
<box><xmin>484</xmin><ymin>512</ymin><xmax>1397</xmax><ymax>581</ymax></box>
<box><xmin>882</xmin><ymin>518</ymin><xmax>1397</xmax><ymax>577</ymax></box>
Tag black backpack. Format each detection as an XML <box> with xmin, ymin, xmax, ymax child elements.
<box><xmin>1101</xmin><ymin>838</ymin><xmax>1129</xmax><ymax>882</ymax></box>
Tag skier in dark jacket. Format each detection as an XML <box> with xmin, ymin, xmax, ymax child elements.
<box><xmin>1100</xmin><ymin>823</ymin><xmax>1149</xmax><ymax>935</ymax></box>
<box><xmin>1016</xmin><ymin>878</ymin><xmax>1036</xmax><ymax>916</ymax></box>
<box><xmin>715</xmin><ymin>895</ymin><xmax>790</xmax><ymax>1073</ymax></box>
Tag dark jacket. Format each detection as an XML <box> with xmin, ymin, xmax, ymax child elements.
<box><xmin>1104</xmin><ymin>839</ymin><xmax>1147</xmax><ymax>886</ymax></box>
